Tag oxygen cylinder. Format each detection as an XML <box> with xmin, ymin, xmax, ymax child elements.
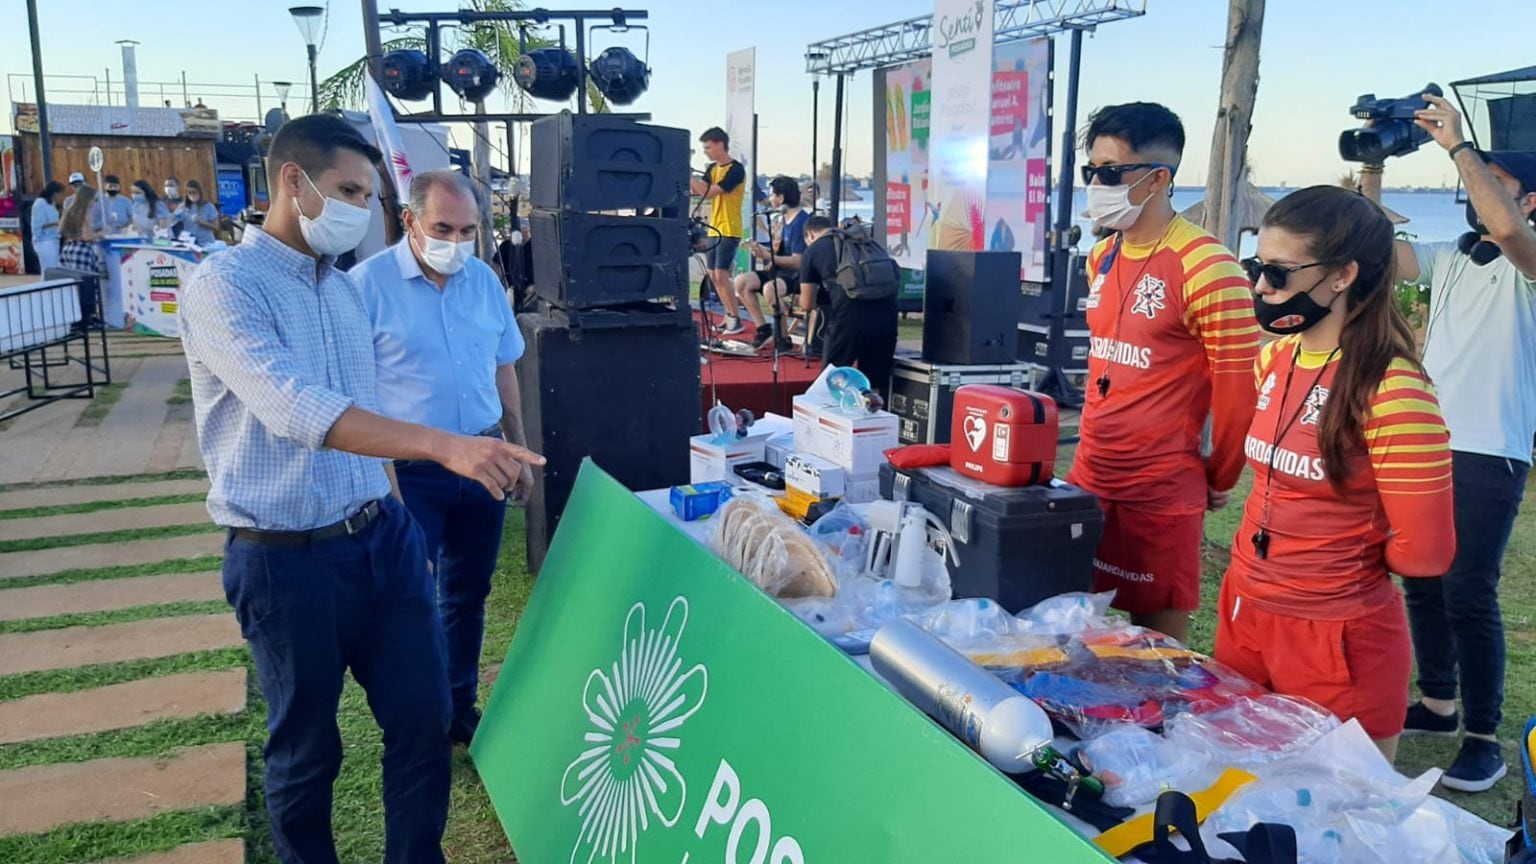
<box><xmin>870</xmin><ymin>618</ymin><xmax>1053</xmax><ymax>774</ymax></box>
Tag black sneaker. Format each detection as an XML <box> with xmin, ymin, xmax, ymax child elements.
<box><xmin>1402</xmin><ymin>702</ymin><xmax>1460</xmax><ymax>737</ymax></box>
<box><xmin>1441</xmin><ymin>738</ymin><xmax>1507</xmax><ymax>792</ymax></box>
<box><xmin>449</xmin><ymin>707</ymin><xmax>482</xmax><ymax>746</ymax></box>
<box><xmin>751</xmin><ymin>324</ymin><xmax>774</xmax><ymax>350</ymax></box>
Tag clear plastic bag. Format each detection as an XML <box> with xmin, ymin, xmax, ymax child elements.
<box><xmin>1076</xmin><ymin>723</ymin><xmax>1215</xmax><ymax>808</ymax></box>
<box><xmin>1014</xmin><ymin>591</ymin><xmax>1118</xmax><ymax>636</ymax></box>
<box><xmin>1165</xmin><ymin>695</ymin><xmax>1339</xmax><ymax>767</ymax></box>
<box><xmin>805</xmin><ymin>501</ymin><xmax>869</xmax><ymax>580</ymax></box>
<box><xmin>1199</xmin><ymin>720</ymin><xmax>1510</xmax><ymax>864</ymax></box>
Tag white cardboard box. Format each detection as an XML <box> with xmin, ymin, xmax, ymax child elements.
<box><xmin>689</xmin><ymin>436</ymin><xmax>766</xmax><ymax>483</ymax></box>
<box><xmin>791</xmin><ymin>395</ymin><xmax>900</xmax><ymax>477</ymax></box>
<box><xmin>844</xmin><ymin>473</ymin><xmax>881</xmax><ymax>505</ymax></box>
<box><xmin>785</xmin><ymin>453</ymin><xmax>846</xmax><ymax>499</ymax></box>
<box><xmin>764</xmin><ymin>433</ymin><xmax>795</xmax><ymax>470</ymax></box>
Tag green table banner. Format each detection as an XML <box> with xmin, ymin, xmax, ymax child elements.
<box><xmin>472</xmin><ymin>461</ymin><xmax>1112</xmax><ymax>863</ymax></box>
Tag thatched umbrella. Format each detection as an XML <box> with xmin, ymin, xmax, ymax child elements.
<box><xmin>1181</xmin><ymin>177</ymin><xmax>1276</xmax><ymax>235</ymax></box>
<box><xmin>1335</xmin><ymin>170</ymin><xmax>1410</xmax><ymax>224</ymax></box>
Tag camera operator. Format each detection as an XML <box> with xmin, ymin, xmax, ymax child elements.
<box><xmin>1361</xmin><ymin>92</ymin><xmax>1536</xmax><ymax>793</ymax></box>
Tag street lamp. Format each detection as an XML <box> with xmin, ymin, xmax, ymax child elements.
<box><xmin>288</xmin><ymin>5</ymin><xmax>324</xmax><ymax>114</ymax></box>
<box><xmin>272</xmin><ymin>80</ymin><xmax>292</xmax><ymax>110</ymax></box>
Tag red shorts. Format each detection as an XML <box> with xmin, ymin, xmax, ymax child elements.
<box><xmin>1215</xmin><ymin>579</ymin><xmax>1410</xmax><ymax>739</ymax></box>
<box><xmin>1089</xmin><ymin>502</ymin><xmax>1203</xmax><ymax>615</ymax></box>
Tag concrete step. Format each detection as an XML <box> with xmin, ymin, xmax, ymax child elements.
<box><xmin>0</xmin><ymin>742</ymin><xmax>246</xmax><ymax>836</ymax></box>
<box><xmin>0</xmin><ymin>668</ymin><xmax>247</xmax><ymax>745</ymax></box>
<box><xmin>0</xmin><ymin>571</ymin><xmax>221</xmax><ymax>622</ymax></box>
<box><xmin>96</xmin><ymin>840</ymin><xmax>245</xmax><ymax>864</ymax></box>
<box><xmin>0</xmin><ymin>502</ymin><xmax>211</xmax><ymax>543</ymax></box>
<box><xmin>0</xmin><ymin>477</ymin><xmax>207</xmax><ymax>512</ymax></box>
<box><xmin>0</xmin><ymin>613</ymin><xmax>242</xmax><ymax>676</ymax></box>
<box><xmin>0</xmin><ymin>532</ymin><xmax>223</xmax><ymax>581</ymax></box>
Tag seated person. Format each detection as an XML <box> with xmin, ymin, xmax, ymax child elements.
<box><xmin>733</xmin><ymin>175</ymin><xmax>809</xmax><ymax>351</ymax></box>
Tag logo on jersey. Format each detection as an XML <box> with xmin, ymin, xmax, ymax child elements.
<box><xmin>1299</xmin><ymin>385</ymin><xmax>1329</xmax><ymax>426</ymax></box>
<box><xmin>1256</xmin><ymin>372</ymin><xmax>1277</xmax><ymax>411</ymax></box>
<box><xmin>1086</xmin><ymin>272</ymin><xmax>1106</xmax><ymax>310</ymax></box>
<box><xmin>1130</xmin><ymin>274</ymin><xmax>1167</xmax><ymax>320</ymax></box>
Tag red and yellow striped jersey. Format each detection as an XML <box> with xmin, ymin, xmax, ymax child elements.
<box><xmin>1225</xmin><ymin>335</ymin><xmax>1456</xmax><ymax>620</ymax></box>
<box><xmin>1068</xmin><ymin>216</ymin><xmax>1261</xmax><ymax>513</ymax></box>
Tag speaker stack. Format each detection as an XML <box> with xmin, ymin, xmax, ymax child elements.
<box><xmin>520</xmin><ymin>111</ymin><xmax>701</xmax><ymax>571</ymax></box>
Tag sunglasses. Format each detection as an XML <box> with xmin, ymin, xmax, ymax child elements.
<box><xmin>1080</xmin><ymin>162</ymin><xmax>1173</xmax><ymax>186</ymax></box>
<box><xmin>1240</xmin><ymin>257</ymin><xmax>1335</xmax><ymax>291</ymax></box>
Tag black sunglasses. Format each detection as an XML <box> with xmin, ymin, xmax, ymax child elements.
<box><xmin>1240</xmin><ymin>257</ymin><xmax>1335</xmax><ymax>291</ymax></box>
<box><xmin>1080</xmin><ymin>162</ymin><xmax>1173</xmax><ymax>186</ymax></box>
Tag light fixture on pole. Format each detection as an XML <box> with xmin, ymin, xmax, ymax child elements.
<box><xmin>272</xmin><ymin>80</ymin><xmax>292</xmax><ymax>110</ymax></box>
<box><xmin>288</xmin><ymin>5</ymin><xmax>324</xmax><ymax>113</ymax></box>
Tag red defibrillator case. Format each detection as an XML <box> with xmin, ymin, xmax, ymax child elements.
<box><xmin>949</xmin><ymin>385</ymin><xmax>1059</xmax><ymax>486</ymax></box>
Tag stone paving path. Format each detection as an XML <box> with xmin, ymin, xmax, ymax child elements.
<box><xmin>0</xmin><ymin>742</ymin><xmax>246</xmax><ymax>835</ymax></box>
<box><xmin>0</xmin><ymin>435</ymin><xmax>255</xmax><ymax>858</ymax></box>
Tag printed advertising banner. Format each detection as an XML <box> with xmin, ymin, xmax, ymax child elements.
<box><xmin>882</xmin><ymin>37</ymin><xmax>1052</xmax><ymax>282</ymax></box>
<box><xmin>0</xmin><ymin>136</ymin><xmax>19</xmax><ymax>274</ymax></box>
<box><xmin>927</xmin><ymin>0</ymin><xmax>996</xmax><ymax>255</ymax></box>
<box><xmin>725</xmin><ymin>48</ymin><xmax>757</xmax><ymax>242</ymax></box>
<box><xmin>472</xmin><ymin>462</ymin><xmax>1111</xmax><ymax>863</ymax></box>
<box><xmin>119</xmin><ymin>245</ymin><xmax>202</xmax><ymax>337</ymax></box>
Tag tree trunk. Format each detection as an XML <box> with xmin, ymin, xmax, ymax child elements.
<box><xmin>1199</xmin><ymin>0</ymin><xmax>1265</xmax><ymax>252</ymax></box>
<box><xmin>472</xmin><ymin>102</ymin><xmax>496</xmax><ymax>263</ymax></box>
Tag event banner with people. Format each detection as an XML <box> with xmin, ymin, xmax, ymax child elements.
<box><xmin>472</xmin><ymin>463</ymin><xmax>1107</xmax><ymax>863</ymax></box>
<box><xmin>880</xmin><ymin>38</ymin><xmax>1052</xmax><ymax>282</ymax></box>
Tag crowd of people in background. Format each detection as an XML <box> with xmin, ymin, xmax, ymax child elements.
<box><xmin>29</xmin><ymin>170</ymin><xmax>225</xmax><ymax>273</ymax></box>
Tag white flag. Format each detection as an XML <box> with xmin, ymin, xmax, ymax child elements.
<box><xmin>365</xmin><ymin>72</ymin><xmax>413</xmax><ymax>198</ymax></box>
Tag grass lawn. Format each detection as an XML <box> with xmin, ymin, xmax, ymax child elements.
<box><xmin>4</xmin><ymin>459</ymin><xmax>1529</xmax><ymax>861</ymax></box>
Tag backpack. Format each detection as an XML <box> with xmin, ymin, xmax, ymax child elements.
<box><xmin>830</xmin><ymin>229</ymin><xmax>901</xmax><ymax>301</ymax></box>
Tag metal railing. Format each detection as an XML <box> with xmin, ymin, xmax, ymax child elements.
<box><xmin>1</xmin><ymin>275</ymin><xmax>113</xmax><ymax>423</ymax></box>
<box><xmin>7</xmin><ymin>73</ymin><xmax>314</xmax><ymax>125</ymax></box>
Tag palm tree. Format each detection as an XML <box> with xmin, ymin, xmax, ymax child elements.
<box><xmin>317</xmin><ymin>0</ymin><xmax>609</xmax><ymax>114</ymax></box>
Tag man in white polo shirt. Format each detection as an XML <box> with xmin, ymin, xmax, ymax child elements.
<box><xmin>1365</xmin><ymin>91</ymin><xmax>1536</xmax><ymax>793</ymax></box>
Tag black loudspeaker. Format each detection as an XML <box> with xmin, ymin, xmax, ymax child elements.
<box><xmin>530</xmin><ymin>210</ymin><xmax>689</xmax><ymax>309</ymax></box>
<box><xmin>518</xmin><ymin>304</ymin><xmax>701</xmax><ymax>572</ymax></box>
<box><xmin>1018</xmin><ymin>255</ymin><xmax>1090</xmax><ymax>328</ymax></box>
<box><xmin>530</xmin><ymin>112</ymin><xmax>691</xmax><ymax>214</ymax></box>
<box><xmin>922</xmin><ymin>250</ymin><xmax>1023</xmax><ymax>365</ymax></box>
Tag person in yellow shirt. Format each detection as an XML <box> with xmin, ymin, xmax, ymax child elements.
<box><xmin>691</xmin><ymin>127</ymin><xmax>748</xmax><ymax>334</ymax></box>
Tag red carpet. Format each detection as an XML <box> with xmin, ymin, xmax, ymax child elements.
<box><xmin>695</xmin><ymin>311</ymin><xmax>821</xmax><ymax>425</ymax></box>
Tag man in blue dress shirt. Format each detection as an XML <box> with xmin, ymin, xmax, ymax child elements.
<box><xmin>352</xmin><ymin>169</ymin><xmax>531</xmax><ymax>745</ymax></box>
<box><xmin>179</xmin><ymin>114</ymin><xmax>543</xmax><ymax>864</ymax></box>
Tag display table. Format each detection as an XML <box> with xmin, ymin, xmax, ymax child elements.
<box><xmin>471</xmin><ymin>462</ymin><xmax>1115</xmax><ymax>863</ymax></box>
<box><xmin>101</xmin><ymin>239</ymin><xmax>208</xmax><ymax>335</ymax></box>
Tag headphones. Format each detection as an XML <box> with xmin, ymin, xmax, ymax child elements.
<box><xmin>1457</xmin><ymin>231</ymin><xmax>1503</xmax><ymax>265</ymax></box>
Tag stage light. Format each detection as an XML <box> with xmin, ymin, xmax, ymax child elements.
<box><xmin>380</xmin><ymin>49</ymin><xmax>437</xmax><ymax>101</ymax></box>
<box><xmin>514</xmin><ymin>48</ymin><xmax>581</xmax><ymax>102</ymax></box>
<box><xmin>442</xmin><ymin>48</ymin><xmax>501</xmax><ymax>103</ymax></box>
<box><xmin>588</xmin><ymin>46</ymin><xmax>649</xmax><ymax>105</ymax></box>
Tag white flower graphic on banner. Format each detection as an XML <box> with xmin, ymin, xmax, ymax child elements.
<box><xmin>559</xmin><ymin>596</ymin><xmax>708</xmax><ymax>864</ymax></box>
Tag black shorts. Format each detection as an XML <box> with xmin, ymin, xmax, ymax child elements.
<box><xmin>741</xmin><ymin>271</ymin><xmax>800</xmax><ymax>295</ymax></box>
<box><xmin>706</xmin><ymin>237</ymin><xmax>740</xmax><ymax>271</ymax></box>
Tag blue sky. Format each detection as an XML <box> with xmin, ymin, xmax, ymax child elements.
<box><xmin>6</xmin><ymin>0</ymin><xmax>1533</xmax><ymax>188</ymax></box>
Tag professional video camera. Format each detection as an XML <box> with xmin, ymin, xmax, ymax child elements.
<box><xmin>1339</xmin><ymin>83</ymin><xmax>1443</xmax><ymax>163</ymax></box>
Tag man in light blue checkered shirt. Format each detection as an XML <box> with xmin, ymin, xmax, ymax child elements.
<box><xmin>180</xmin><ymin>114</ymin><xmax>542</xmax><ymax>864</ymax></box>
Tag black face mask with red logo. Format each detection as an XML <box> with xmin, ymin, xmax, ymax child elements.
<box><xmin>1253</xmin><ymin>274</ymin><xmax>1341</xmax><ymax>335</ymax></box>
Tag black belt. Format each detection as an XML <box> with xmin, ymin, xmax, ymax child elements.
<box><xmin>229</xmin><ymin>500</ymin><xmax>383</xmax><ymax>546</ymax></box>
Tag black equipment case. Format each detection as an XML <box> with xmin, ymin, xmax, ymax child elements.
<box><xmin>888</xmin><ymin>356</ymin><xmax>1034</xmax><ymax>446</ymax></box>
<box><xmin>878</xmin><ymin>463</ymin><xmax>1104</xmax><ymax>614</ymax></box>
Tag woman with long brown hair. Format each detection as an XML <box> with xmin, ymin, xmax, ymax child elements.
<box><xmin>58</xmin><ymin>185</ymin><xmax>105</xmax><ymax>327</ymax></box>
<box><xmin>1215</xmin><ymin>184</ymin><xmax>1455</xmax><ymax>761</ymax></box>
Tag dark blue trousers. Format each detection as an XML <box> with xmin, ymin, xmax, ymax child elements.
<box><xmin>394</xmin><ymin>460</ymin><xmax>508</xmax><ymax>720</ymax></box>
<box><xmin>222</xmin><ymin>496</ymin><xmax>450</xmax><ymax>864</ymax></box>
<box><xmin>1404</xmin><ymin>450</ymin><xmax>1528</xmax><ymax>736</ymax></box>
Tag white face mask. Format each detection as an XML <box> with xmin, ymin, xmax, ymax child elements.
<box><xmin>1082</xmin><ymin>169</ymin><xmax>1160</xmax><ymax>232</ymax></box>
<box><xmin>413</xmin><ymin>227</ymin><xmax>475</xmax><ymax>275</ymax></box>
<box><xmin>295</xmin><ymin>169</ymin><xmax>372</xmax><ymax>257</ymax></box>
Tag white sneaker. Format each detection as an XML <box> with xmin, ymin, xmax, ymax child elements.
<box><xmin>720</xmin><ymin>316</ymin><xmax>745</xmax><ymax>335</ymax></box>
